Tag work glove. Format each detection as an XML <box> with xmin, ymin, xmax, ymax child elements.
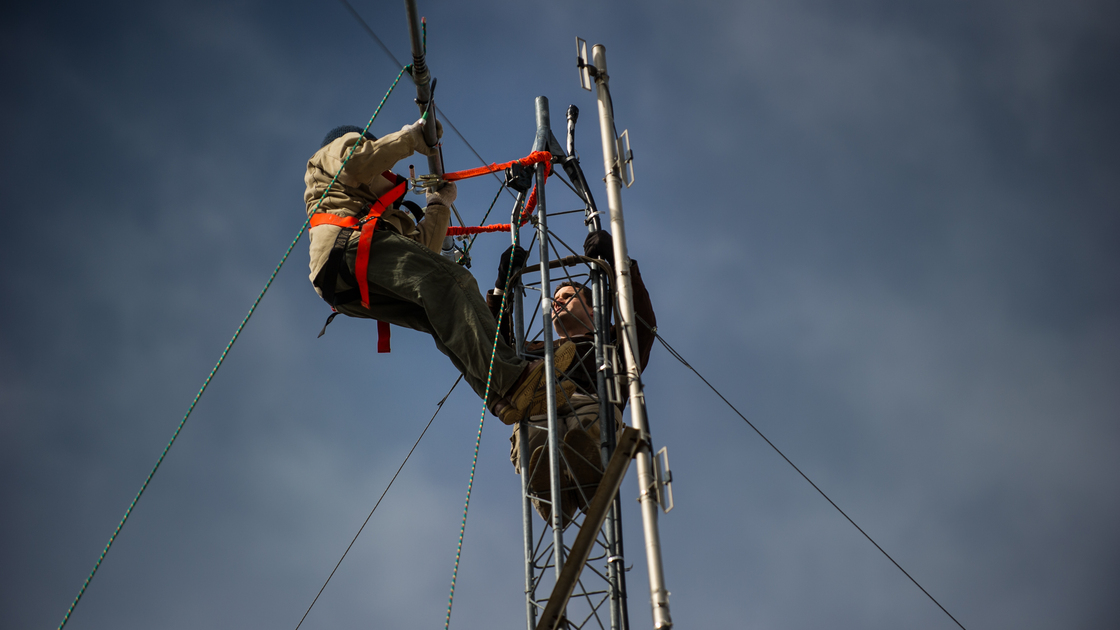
<box><xmin>425</xmin><ymin>180</ymin><xmax>456</xmax><ymax>208</ymax></box>
<box><xmin>402</xmin><ymin>117</ymin><xmax>443</xmax><ymax>157</ymax></box>
<box><xmin>583</xmin><ymin>230</ymin><xmax>615</xmax><ymax>270</ymax></box>
<box><xmin>495</xmin><ymin>245</ymin><xmax>529</xmax><ymax>291</ymax></box>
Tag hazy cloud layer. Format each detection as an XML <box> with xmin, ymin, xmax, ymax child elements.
<box><xmin>2</xmin><ymin>1</ymin><xmax>1117</xmax><ymax>629</ymax></box>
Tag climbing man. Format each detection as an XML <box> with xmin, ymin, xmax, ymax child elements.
<box><xmin>486</xmin><ymin>230</ymin><xmax>657</xmax><ymax>526</ymax></box>
<box><xmin>304</xmin><ymin>119</ymin><xmax>575</xmax><ymax>424</ymax></box>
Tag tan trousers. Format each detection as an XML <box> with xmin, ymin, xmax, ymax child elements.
<box><xmin>509</xmin><ymin>394</ymin><xmax>625</xmax><ymax>523</ymax></box>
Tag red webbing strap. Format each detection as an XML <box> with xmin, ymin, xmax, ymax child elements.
<box><xmin>445</xmin><ymin>223</ymin><xmax>513</xmax><ymax>236</ymax></box>
<box><xmin>309</xmin><ymin>213</ymin><xmax>361</xmax><ymax>229</ymax></box>
<box><xmin>354</xmin><ymin>179</ymin><xmax>408</xmax><ymax>308</ymax></box>
<box><xmin>377</xmin><ymin>320</ymin><xmax>391</xmax><ymax>353</ymax></box>
<box><xmin>362</xmin><ymin>174</ymin><xmax>405</xmax><ymax>353</ymax></box>
<box><xmin>308</xmin><ymin>172</ymin><xmax>402</xmax><ymax>229</ymax></box>
<box><xmin>442</xmin><ymin>150</ymin><xmax>552</xmax><ymax>182</ymax></box>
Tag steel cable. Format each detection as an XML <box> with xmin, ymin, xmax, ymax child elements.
<box><xmin>294</xmin><ymin>376</ymin><xmax>462</xmax><ymax>630</ymax></box>
<box><xmin>443</xmin><ymin>240</ymin><xmax>520</xmax><ymax>629</ymax></box>
<box><xmin>651</xmin><ymin>329</ymin><xmax>968</xmax><ymax>630</ymax></box>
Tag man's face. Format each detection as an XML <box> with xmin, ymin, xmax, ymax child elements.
<box><xmin>553</xmin><ymin>284</ymin><xmax>594</xmax><ymax>335</ymax></box>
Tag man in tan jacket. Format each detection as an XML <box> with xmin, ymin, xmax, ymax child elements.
<box><xmin>304</xmin><ymin>119</ymin><xmax>574</xmax><ymax>424</ymax></box>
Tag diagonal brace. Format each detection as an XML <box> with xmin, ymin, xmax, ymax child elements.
<box><xmin>535</xmin><ymin>427</ymin><xmax>642</xmax><ymax>630</ymax></box>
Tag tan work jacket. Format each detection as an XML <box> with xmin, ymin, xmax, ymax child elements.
<box><xmin>303</xmin><ymin>129</ymin><xmax>450</xmax><ymax>295</ymax></box>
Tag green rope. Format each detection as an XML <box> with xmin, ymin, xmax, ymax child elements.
<box><xmin>443</xmin><ymin>235</ymin><xmax>519</xmax><ymax>630</ymax></box>
<box><xmin>57</xmin><ymin>64</ymin><xmax>411</xmax><ymax>630</ymax></box>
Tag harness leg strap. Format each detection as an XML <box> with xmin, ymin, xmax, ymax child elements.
<box><xmin>377</xmin><ymin>320</ymin><xmax>391</xmax><ymax>353</ymax></box>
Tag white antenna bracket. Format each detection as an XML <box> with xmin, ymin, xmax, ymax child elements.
<box><xmin>617</xmin><ymin>130</ymin><xmax>634</xmax><ymax>187</ymax></box>
<box><xmin>654</xmin><ymin>446</ymin><xmax>674</xmax><ymax>513</ymax></box>
<box><xmin>576</xmin><ymin>37</ymin><xmax>592</xmax><ymax>91</ymax></box>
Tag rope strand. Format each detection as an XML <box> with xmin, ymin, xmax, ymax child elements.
<box><xmin>57</xmin><ymin>65</ymin><xmax>411</xmax><ymax>630</ymax></box>
<box><xmin>294</xmin><ymin>376</ymin><xmax>462</xmax><ymax>630</ymax></box>
<box><xmin>443</xmin><ymin>237</ymin><xmax>520</xmax><ymax>630</ymax></box>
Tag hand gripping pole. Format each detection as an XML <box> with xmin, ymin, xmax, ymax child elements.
<box><xmin>404</xmin><ymin>0</ymin><xmax>442</xmax><ymax>177</ymax></box>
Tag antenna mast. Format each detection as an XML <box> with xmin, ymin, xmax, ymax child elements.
<box><xmin>404</xmin><ymin>0</ymin><xmax>442</xmax><ymax>176</ymax></box>
<box><xmin>585</xmin><ymin>41</ymin><xmax>674</xmax><ymax>630</ymax></box>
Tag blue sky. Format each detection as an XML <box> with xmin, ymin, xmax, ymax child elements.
<box><xmin>2</xmin><ymin>1</ymin><xmax>1118</xmax><ymax>628</ymax></box>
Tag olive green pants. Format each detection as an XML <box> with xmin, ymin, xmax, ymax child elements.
<box><xmin>335</xmin><ymin>230</ymin><xmax>526</xmax><ymax>401</ymax></box>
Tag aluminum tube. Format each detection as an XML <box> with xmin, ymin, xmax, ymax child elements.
<box><xmin>592</xmin><ymin>266</ymin><xmax>626</xmax><ymax>630</ymax></box>
<box><xmin>591</xmin><ymin>44</ymin><xmax>672</xmax><ymax>630</ymax></box>
<box><xmin>403</xmin><ymin>0</ymin><xmax>442</xmax><ymax>176</ymax></box>
<box><xmin>519</xmin><ymin>417</ymin><xmax>537</xmax><ymax>630</ymax></box>
<box><xmin>510</xmin><ymin>209</ymin><xmax>536</xmax><ymax>630</ymax></box>
<box><xmin>533</xmin><ymin>96</ymin><xmax>566</xmax><ymax>574</ymax></box>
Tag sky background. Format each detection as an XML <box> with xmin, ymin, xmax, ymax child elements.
<box><xmin>2</xmin><ymin>1</ymin><xmax>1118</xmax><ymax>628</ymax></box>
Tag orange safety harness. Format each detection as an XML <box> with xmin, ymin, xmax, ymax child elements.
<box><xmin>309</xmin><ymin>150</ymin><xmax>554</xmax><ymax>352</ymax></box>
<box><xmin>310</xmin><ymin>170</ymin><xmax>408</xmax><ymax>352</ymax></box>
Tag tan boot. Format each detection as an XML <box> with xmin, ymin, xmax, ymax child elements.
<box><xmin>493</xmin><ymin>341</ymin><xmax>578</xmax><ymax>425</ymax></box>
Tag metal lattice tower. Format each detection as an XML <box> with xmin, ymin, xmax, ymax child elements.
<box><xmin>505</xmin><ymin>87</ymin><xmax>671</xmax><ymax>630</ymax></box>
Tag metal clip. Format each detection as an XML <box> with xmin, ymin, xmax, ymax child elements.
<box><xmin>410</xmin><ymin>173</ymin><xmax>443</xmax><ymax>194</ymax></box>
<box><xmin>616</xmin><ymin>130</ymin><xmax>634</xmax><ymax>187</ymax></box>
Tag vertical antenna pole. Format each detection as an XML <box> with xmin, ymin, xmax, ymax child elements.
<box><xmin>511</xmin><ymin>196</ymin><xmax>537</xmax><ymax>630</ymax></box>
<box><xmin>533</xmin><ymin>96</ymin><xmax>567</xmax><ymax>576</ymax></box>
<box><xmin>573</xmin><ymin>100</ymin><xmax>629</xmax><ymax>630</ymax></box>
<box><xmin>591</xmin><ymin>44</ymin><xmax>673</xmax><ymax>630</ymax></box>
<box><xmin>404</xmin><ymin>0</ymin><xmax>443</xmax><ymax>177</ymax></box>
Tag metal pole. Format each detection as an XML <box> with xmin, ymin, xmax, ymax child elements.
<box><xmin>511</xmin><ymin>195</ymin><xmax>537</xmax><ymax>630</ymax></box>
<box><xmin>591</xmin><ymin>44</ymin><xmax>673</xmax><ymax>630</ymax></box>
<box><xmin>533</xmin><ymin>96</ymin><xmax>566</xmax><ymax>576</ymax></box>
<box><xmin>403</xmin><ymin>0</ymin><xmax>442</xmax><ymax>176</ymax></box>
<box><xmin>574</xmin><ymin>100</ymin><xmax>628</xmax><ymax>630</ymax></box>
<box><xmin>563</xmin><ymin>105</ymin><xmax>602</xmax><ymax>232</ymax></box>
<box><xmin>592</xmin><ymin>265</ymin><xmax>629</xmax><ymax>630</ymax></box>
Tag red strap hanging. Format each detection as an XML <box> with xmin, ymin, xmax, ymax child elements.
<box><xmin>308</xmin><ymin>171</ymin><xmax>415</xmax><ymax>354</ymax></box>
<box><xmin>376</xmin><ymin>320</ymin><xmax>391</xmax><ymax>353</ymax></box>
<box><xmin>354</xmin><ymin>179</ymin><xmax>408</xmax><ymax>308</ymax></box>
